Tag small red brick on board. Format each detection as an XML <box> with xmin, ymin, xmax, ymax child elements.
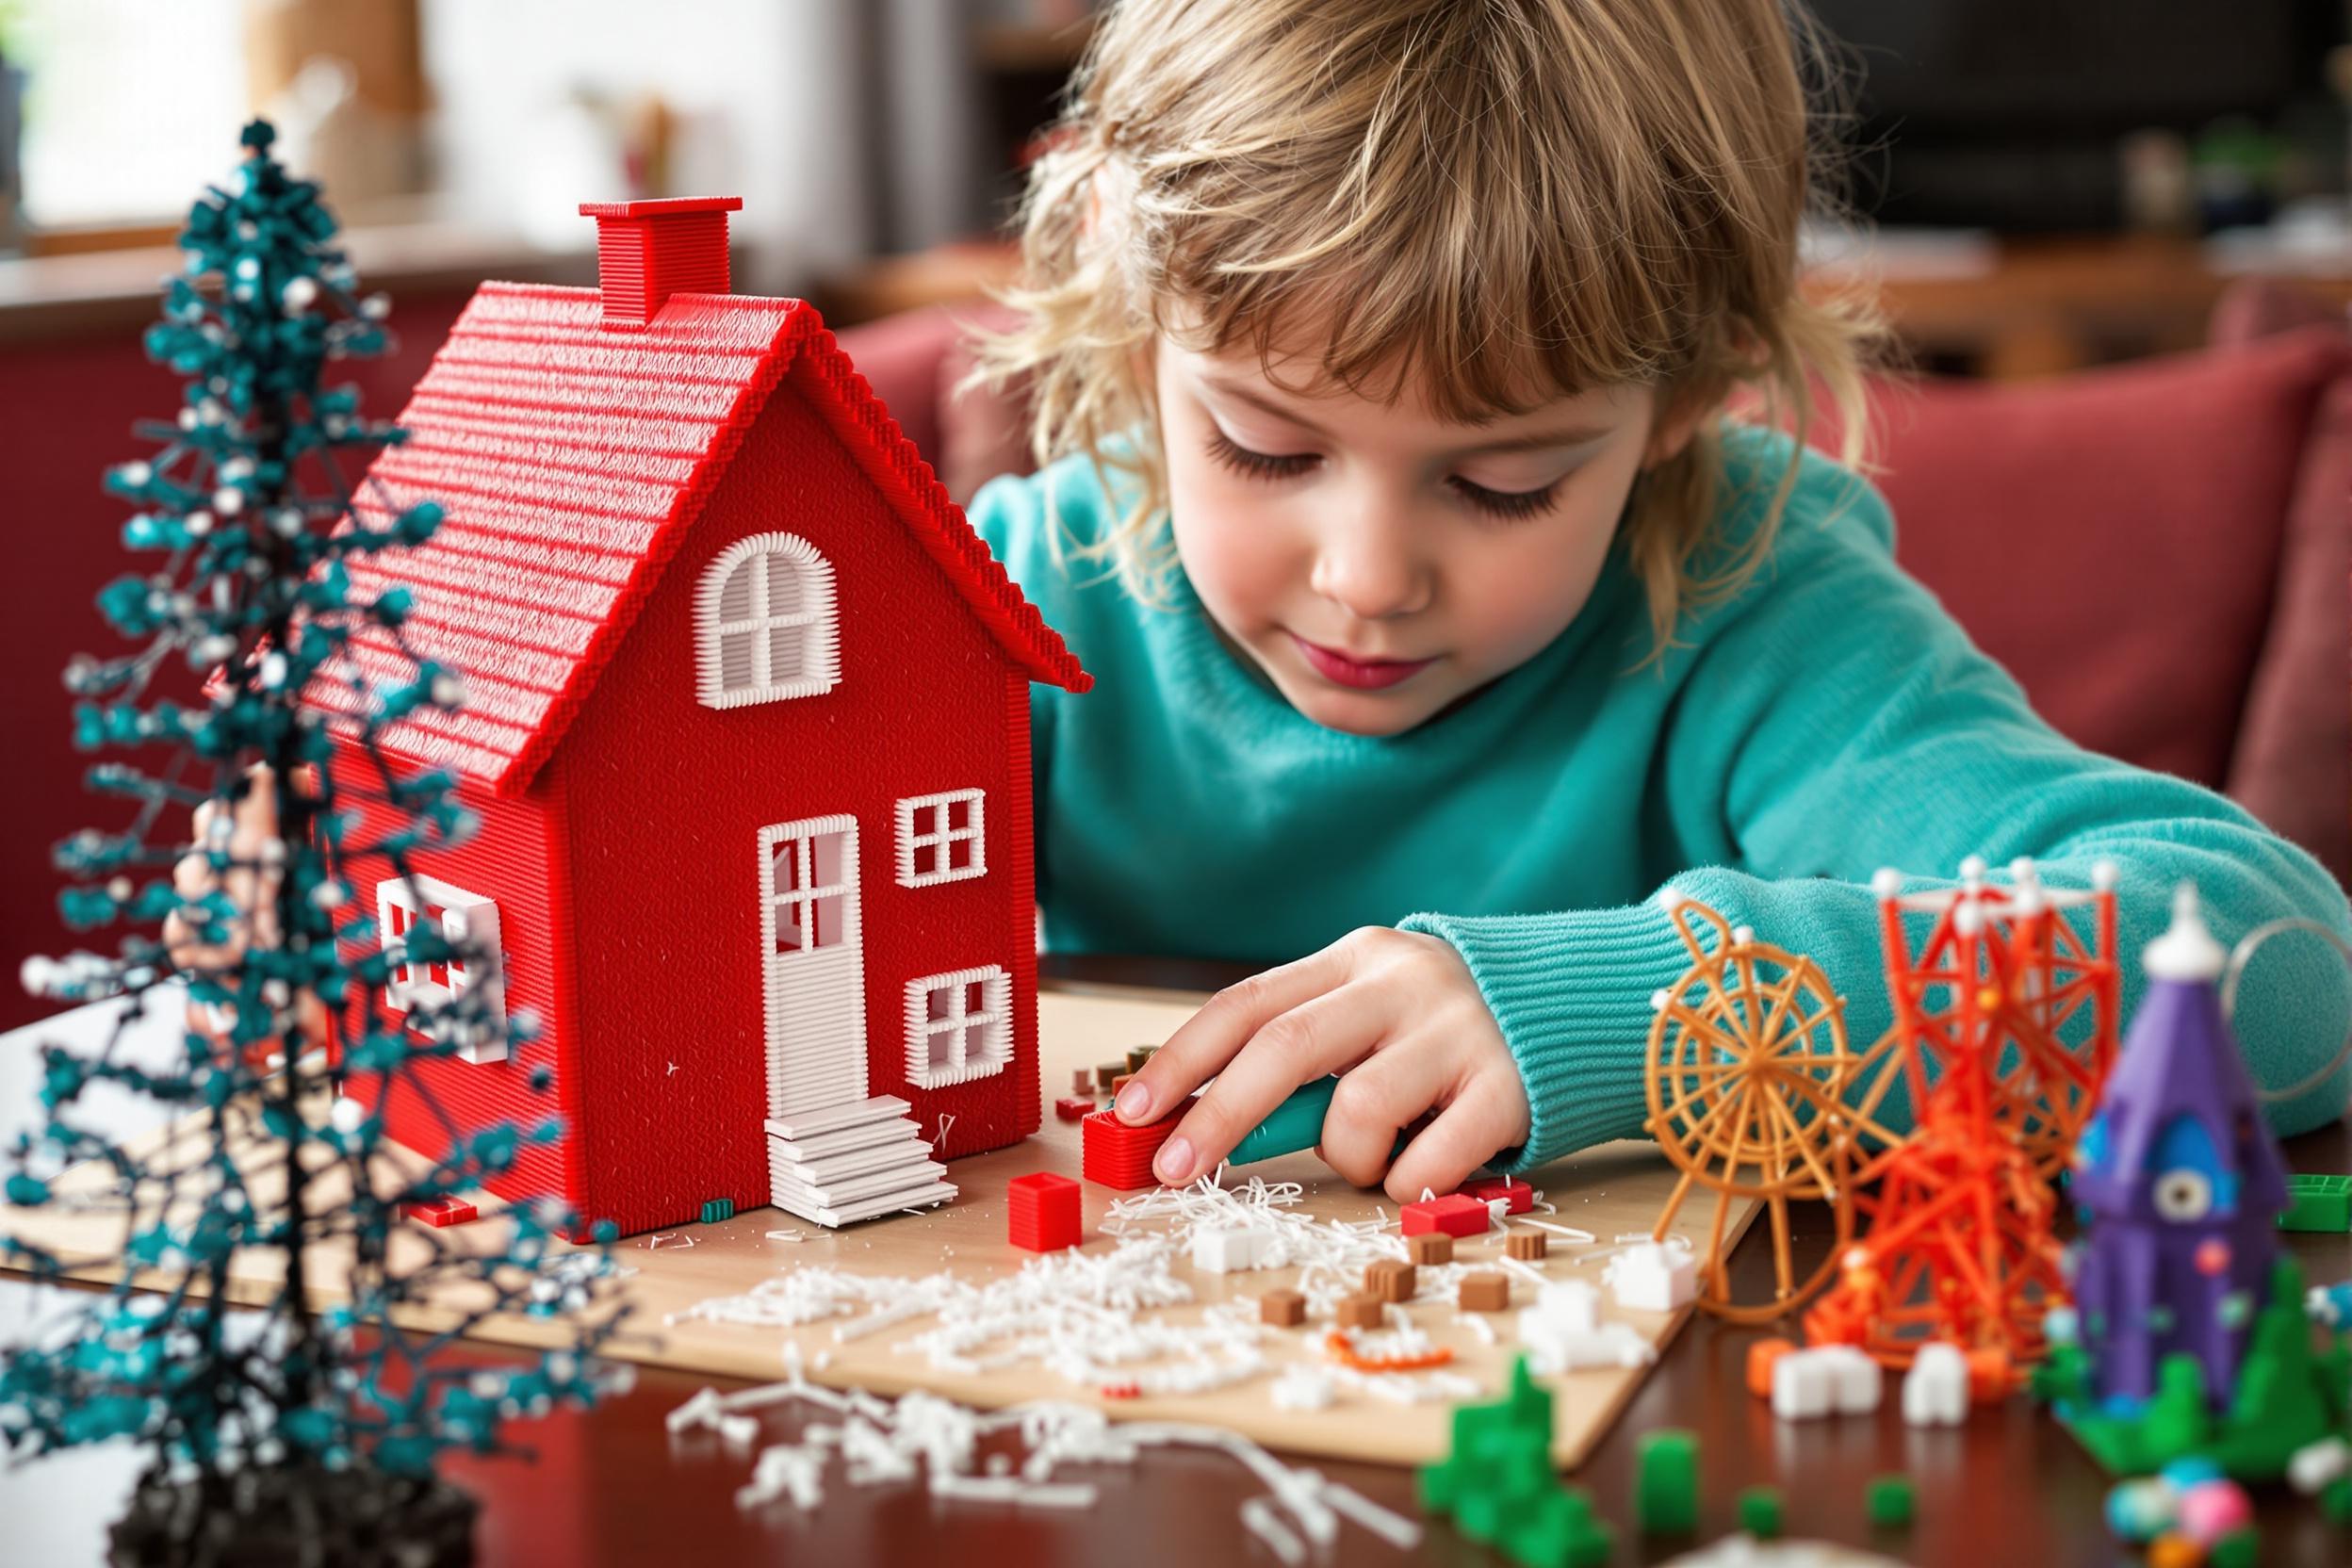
<box><xmin>1054</xmin><ymin>1096</ymin><xmax>1095</xmax><ymax>1122</ymax></box>
<box><xmin>1081</xmin><ymin>1106</ymin><xmax>1184</xmax><ymax>1190</ymax></box>
<box><xmin>1402</xmin><ymin>1193</ymin><xmax>1490</xmax><ymax>1239</ymax></box>
<box><xmin>1462</xmin><ymin>1176</ymin><xmax>1535</xmax><ymax>1215</ymax></box>
<box><xmin>1006</xmin><ymin>1172</ymin><xmax>1083</xmax><ymax>1252</ymax></box>
<box><xmin>405</xmin><ymin>1197</ymin><xmax>478</xmax><ymax>1229</ymax></box>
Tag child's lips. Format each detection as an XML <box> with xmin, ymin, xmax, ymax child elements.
<box><xmin>1289</xmin><ymin>633</ymin><xmax>1437</xmax><ymax>690</ymax></box>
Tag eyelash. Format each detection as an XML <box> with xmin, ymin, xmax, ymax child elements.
<box><xmin>1201</xmin><ymin>428</ymin><xmax>1561</xmax><ymax>520</ymax></box>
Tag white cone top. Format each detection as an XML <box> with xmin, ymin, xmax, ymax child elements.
<box><xmin>2143</xmin><ymin>881</ymin><xmax>2226</xmax><ymax>983</ymax></box>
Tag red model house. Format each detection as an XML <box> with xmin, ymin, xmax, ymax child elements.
<box><xmin>324</xmin><ymin>197</ymin><xmax>1088</xmax><ymax>1237</ymax></box>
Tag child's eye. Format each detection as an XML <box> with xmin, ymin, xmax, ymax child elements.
<box><xmin>1203</xmin><ymin>427</ymin><xmax>1317</xmax><ymax>481</ymax></box>
<box><xmin>1450</xmin><ymin>476</ymin><xmax>1560</xmax><ymax>521</ymax></box>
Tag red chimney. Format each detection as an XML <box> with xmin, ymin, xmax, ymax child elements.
<box><xmin>577</xmin><ymin>196</ymin><xmax>743</xmax><ymax>329</ymax></box>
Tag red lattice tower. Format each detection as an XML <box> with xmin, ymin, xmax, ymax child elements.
<box><xmin>1803</xmin><ymin>856</ymin><xmax>2121</xmax><ymax>1374</ymax></box>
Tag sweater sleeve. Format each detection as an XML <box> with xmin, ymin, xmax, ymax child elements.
<box><xmin>1404</xmin><ymin>475</ymin><xmax>2352</xmax><ymax>1176</ymax></box>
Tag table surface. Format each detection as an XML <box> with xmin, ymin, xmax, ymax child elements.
<box><xmin>4</xmin><ymin>956</ymin><xmax>2349</xmax><ymax>1568</ymax></box>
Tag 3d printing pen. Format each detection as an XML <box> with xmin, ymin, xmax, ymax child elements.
<box><xmin>1227</xmin><ymin>1075</ymin><xmax>1413</xmax><ymax>1168</ymax></box>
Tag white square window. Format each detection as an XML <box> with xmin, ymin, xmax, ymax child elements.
<box><xmin>895</xmin><ymin>789</ymin><xmax>987</xmax><ymax>889</ymax></box>
<box><xmin>376</xmin><ymin>874</ymin><xmax>508</xmax><ymax>1064</ymax></box>
<box><xmin>903</xmin><ymin>964</ymin><xmax>1012</xmax><ymax>1088</ymax></box>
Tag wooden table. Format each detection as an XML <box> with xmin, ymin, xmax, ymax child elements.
<box><xmin>5</xmin><ymin>956</ymin><xmax>2350</xmax><ymax>1567</ymax></box>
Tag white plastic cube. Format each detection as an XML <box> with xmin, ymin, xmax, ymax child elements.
<box><xmin>1190</xmin><ymin>1226</ymin><xmax>1274</xmax><ymax>1274</ymax></box>
<box><xmin>1605</xmin><ymin>1242</ymin><xmax>1697</xmax><ymax>1313</ymax></box>
<box><xmin>1902</xmin><ymin>1343</ymin><xmax>1969</xmax><ymax>1428</ymax></box>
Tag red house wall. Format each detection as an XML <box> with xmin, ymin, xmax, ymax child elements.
<box><xmin>550</xmin><ymin>354</ymin><xmax>1038</xmax><ymax>1237</ymax></box>
<box><xmin>331</xmin><ymin>752</ymin><xmax>579</xmax><ymax>1215</ymax></box>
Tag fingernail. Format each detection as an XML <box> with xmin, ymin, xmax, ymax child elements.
<box><xmin>1115</xmin><ymin>1081</ymin><xmax>1152</xmax><ymax>1121</ymax></box>
<box><xmin>1154</xmin><ymin>1135</ymin><xmax>1193</xmax><ymax>1185</ymax></box>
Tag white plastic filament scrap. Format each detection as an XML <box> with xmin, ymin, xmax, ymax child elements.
<box><xmin>681</xmin><ymin>1362</ymin><xmax>1419</xmax><ymax>1551</ymax></box>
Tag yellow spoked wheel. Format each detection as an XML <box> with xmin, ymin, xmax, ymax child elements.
<box><xmin>1643</xmin><ymin>894</ymin><xmax>1874</xmax><ymax>1324</ymax></box>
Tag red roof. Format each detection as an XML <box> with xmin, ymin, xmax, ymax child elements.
<box><xmin>317</xmin><ymin>282</ymin><xmax>1089</xmax><ymax>796</ymax></box>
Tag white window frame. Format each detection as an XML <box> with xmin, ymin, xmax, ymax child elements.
<box><xmin>760</xmin><ymin>815</ymin><xmax>857</xmax><ymax>958</ymax></box>
<box><xmin>895</xmin><ymin>788</ymin><xmax>987</xmax><ymax>889</ymax></box>
<box><xmin>694</xmin><ymin>531</ymin><xmax>841</xmax><ymax>709</ymax></box>
<box><xmin>903</xmin><ymin>964</ymin><xmax>1013</xmax><ymax>1088</ymax></box>
<box><xmin>376</xmin><ymin>874</ymin><xmax>507</xmax><ymax>1064</ymax></box>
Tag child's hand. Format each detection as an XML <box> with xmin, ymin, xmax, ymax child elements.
<box><xmin>1113</xmin><ymin>927</ymin><xmax>1530</xmax><ymax>1202</ymax></box>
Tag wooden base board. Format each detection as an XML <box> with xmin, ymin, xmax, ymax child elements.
<box><xmin>1</xmin><ymin>986</ymin><xmax>1754</xmax><ymax>1469</ymax></box>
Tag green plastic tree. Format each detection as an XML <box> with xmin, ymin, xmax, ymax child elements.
<box><xmin>1</xmin><ymin>122</ymin><xmax>626</xmax><ymax>1563</ymax></box>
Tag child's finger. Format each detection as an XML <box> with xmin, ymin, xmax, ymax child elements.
<box><xmin>1151</xmin><ymin>986</ymin><xmax>1380</xmax><ymax>1185</ymax></box>
<box><xmin>1117</xmin><ymin>948</ymin><xmax>1343</xmax><ymax>1125</ymax></box>
<box><xmin>1315</xmin><ymin>1046</ymin><xmax>1451</xmax><ymax>1188</ymax></box>
<box><xmin>1382</xmin><ymin>1084</ymin><xmax>1520</xmax><ymax>1205</ymax></box>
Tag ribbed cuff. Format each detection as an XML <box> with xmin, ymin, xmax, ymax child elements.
<box><xmin>1399</xmin><ymin>894</ymin><xmax>1705</xmax><ymax>1175</ymax></box>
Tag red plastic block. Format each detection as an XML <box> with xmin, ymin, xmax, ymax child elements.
<box><xmin>1462</xmin><ymin>1176</ymin><xmax>1534</xmax><ymax>1215</ymax></box>
<box><xmin>405</xmin><ymin>1196</ymin><xmax>479</xmax><ymax>1229</ymax></box>
<box><xmin>1054</xmin><ymin>1096</ymin><xmax>1096</xmax><ymax>1122</ymax></box>
<box><xmin>1082</xmin><ymin>1107</ymin><xmax>1183</xmax><ymax>1191</ymax></box>
<box><xmin>1006</xmin><ymin>1171</ymin><xmax>1083</xmax><ymax>1252</ymax></box>
<box><xmin>1401</xmin><ymin>1193</ymin><xmax>1491</xmax><ymax>1239</ymax></box>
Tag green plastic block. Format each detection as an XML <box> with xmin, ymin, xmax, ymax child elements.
<box><xmin>1737</xmin><ymin>1485</ymin><xmax>1783</xmax><ymax>1540</ymax></box>
<box><xmin>2210</xmin><ymin>1527</ymin><xmax>2260</xmax><ymax>1568</ymax></box>
<box><xmin>699</xmin><ymin>1197</ymin><xmax>734</xmax><ymax>1225</ymax></box>
<box><xmin>1507</xmin><ymin>1487</ymin><xmax>1613</xmax><ymax>1568</ymax></box>
<box><xmin>2280</xmin><ymin>1173</ymin><xmax>2352</xmax><ymax>1233</ymax></box>
<box><xmin>1635</xmin><ymin>1429</ymin><xmax>1699</xmax><ymax>1535</ymax></box>
<box><xmin>1865</xmin><ymin>1474</ymin><xmax>1915</xmax><ymax>1530</ymax></box>
<box><xmin>2321</xmin><ymin>1475</ymin><xmax>2352</xmax><ymax>1526</ymax></box>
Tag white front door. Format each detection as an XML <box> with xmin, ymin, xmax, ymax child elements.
<box><xmin>759</xmin><ymin>814</ymin><xmax>868</xmax><ymax>1120</ymax></box>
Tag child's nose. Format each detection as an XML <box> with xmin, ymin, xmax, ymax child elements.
<box><xmin>1309</xmin><ymin>512</ymin><xmax>1431</xmax><ymax>622</ymax></box>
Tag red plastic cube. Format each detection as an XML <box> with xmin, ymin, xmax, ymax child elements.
<box><xmin>1401</xmin><ymin>1193</ymin><xmax>1491</xmax><ymax>1239</ymax></box>
<box><xmin>1007</xmin><ymin>1171</ymin><xmax>1083</xmax><ymax>1252</ymax></box>
<box><xmin>1054</xmin><ymin>1095</ymin><xmax>1096</xmax><ymax>1122</ymax></box>
<box><xmin>404</xmin><ymin>1196</ymin><xmax>479</xmax><ymax>1229</ymax></box>
<box><xmin>1462</xmin><ymin>1176</ymin><xmax>1534</xmax><ymax>1215</ymax></box>
<box><xmin>1082</xmin><ymin>1107</ymin><xmax>1183</xmax><ymax>1190</ymax></box>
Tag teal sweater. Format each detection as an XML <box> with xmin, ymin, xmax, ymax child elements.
<box><xmin>967</xmin><ymin>424</ymin><xmax>2352</xmax><ymax>1174</ymax></box>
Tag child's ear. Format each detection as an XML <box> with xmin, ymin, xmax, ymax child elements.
<box><xmin>1642</xmin><ymin>392</ymin><xmax>1710</xmax><ymax>470</ymax></box>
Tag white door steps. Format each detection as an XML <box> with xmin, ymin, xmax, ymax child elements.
<box><xmin>766</xmin><ymin>1094</ymin><xmax>955</xmax><ymax>1228</ymax></box>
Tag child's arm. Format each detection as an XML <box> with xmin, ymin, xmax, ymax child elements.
<box><xmin>1124</xmin><ymin>474</ymin><xmax>2352</xmax><ymax>1188</ymax></box>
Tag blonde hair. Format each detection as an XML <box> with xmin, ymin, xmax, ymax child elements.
<box><xmin>972</xmin><ymin>0</ymin><xmax>1891</xmax><ymax>662</ymax></box>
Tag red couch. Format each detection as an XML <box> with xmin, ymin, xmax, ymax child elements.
<box><xmin>838</xmin><ymin>286</ymin><xmax>2352</xmax><ymax>890</ymax></box>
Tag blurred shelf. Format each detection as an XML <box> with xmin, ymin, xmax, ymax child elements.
<box><xmin>0</xmin><ymin>220</ymin><xmax>594</xmax><ymax>346</ymax></box>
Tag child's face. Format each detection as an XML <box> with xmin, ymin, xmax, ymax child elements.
<box><xmin>1155</xmin><ymin>328</ymin><xmax>1688</xmax><ymax>737</ymax></box>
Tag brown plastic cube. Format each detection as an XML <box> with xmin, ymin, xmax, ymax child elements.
<box><xmin>1335</xmin><ymin>1293</ymin><xmax>1385</xmax><ymax>1331</ymax></box>
<box><xmin>1406</xmin><ymin>1233</ymin><xmax>1454</xmax><ymax>1266</ymax></box>
<box><xmin>1095</xmin><ymin>1062</ymin><xmax>1124</xmax><ymax>1090</ymax></box>
<box><xmin>1457</xmin><ymin>1272</ymin><xmax>1510</xmax><ymax>1312</ymax></box>
<box><xmin>1072</xmin><ymin>1068</ymin><xmax>1095</xmax><ymax>1097</ymax></box>
<box><xmin>1365</xmin><ymin>1258</ymin><xmax>1417</xmax><ymax>1303</ymax></box>
<box><xmin>1506</xmin><ymin>1230</ymin><xmax>1548</xmax><ymax>1262</ymax></box>
<box><xmin>1258</xmin><ymin>1288</ymin><xmax>1306</xmax><ymax>1328</ymax></box>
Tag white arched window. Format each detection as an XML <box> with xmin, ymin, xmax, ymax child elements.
<box><xmin>694</xmin><ymin>532</ymin><xmax>841</xmax><ymax>709</ymax></box>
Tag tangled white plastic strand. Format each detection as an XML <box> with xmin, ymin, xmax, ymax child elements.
<box><xmin>684</xmin><ymin>1349</ymin><xmax>1422</xmax><ymax>1549</ymax></box>
<box><xmin>1103</xmin><ymin>1174</ymin><xmax>1413</xmax><ymax>1320</ymax></box>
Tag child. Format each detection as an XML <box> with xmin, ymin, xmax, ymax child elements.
<box><xmin>963</xmin><ymin>0</ymin><xmax>2352</xmax><ymax>1200</ymax></box>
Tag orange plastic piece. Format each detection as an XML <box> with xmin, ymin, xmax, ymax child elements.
<box><xmin>1324</xmin><ymin>1331</ymin><xmax>1455</xmax><ymax>1373</ymax></box>
<box><xmin>1746</xmin><ymin>1337</ymin><xmax>1795</xmax><ymax>1400</ymax></box>
<box><xmin>2146</xmin><ymin>1534</ymin><xmax>2202</xmax><ymax>1568</ymax></box>
<box><xmin>1100</xmin><ymin>1381</ymin><xmax>1141</xmax><ymax>1400</ymax></box>
<box><xmin>1965</xmin><ymin>1345</ymin><xmax>2016</xmax><ymax>1403</ymax></box>
<box><xmin>1805</xmin><ymin>868</ymin><xmax>2121</xmax><ymax>1369</ymax></box>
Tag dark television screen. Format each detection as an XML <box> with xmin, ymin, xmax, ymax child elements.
<box><xmin>1804</xmin><ymin>0</ymin><xmax>2336</xmax><ymax>229</ymax></box>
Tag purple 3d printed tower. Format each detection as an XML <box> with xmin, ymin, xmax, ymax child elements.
<box><xmin>2068</xmin><ymin>885</ymin><xmax>2291</xmax><ymax>1406</ymax></box>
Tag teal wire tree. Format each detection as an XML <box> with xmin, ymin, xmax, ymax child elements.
<box><xmin>0</xmin><ymin>122</ymin><xmax>626</xmax><ymax>1564</ymax></box>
